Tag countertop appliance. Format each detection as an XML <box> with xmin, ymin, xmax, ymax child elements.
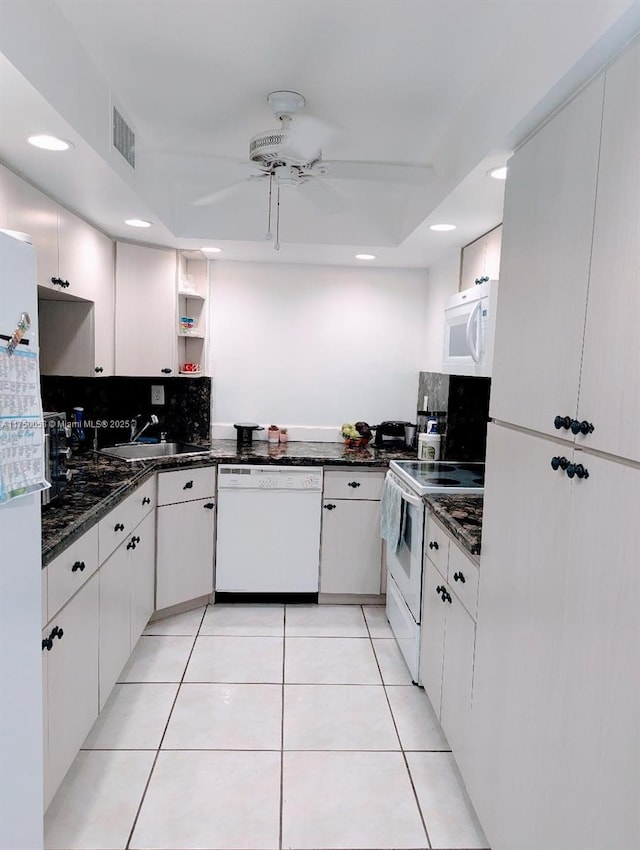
<box><xmin>0</xmin><ymin>229</ymin><xmax>44</xmax><ymax>846</ymax></box>
<box><xmin>233</xmin><ymin>422</ymin><xmax>264</xmax><ymax>451</ymax></box>
<box><xmin>384</xmin><ymin>460</ymin><xmax>484</xmax><ymax>681</ymax></box>
<box><xmin>375</xmin><ymin>420</ymin><xmax>413</xmax><ymax>449</ymax></box>
<box><xmin>215</xmin><ymin>465</ymin><xmax>323</xmax><ymax>595</ymax></box>
<box><xmin>442</xmin><ymin>279</ymin><xmax>498</xmax><ymax>377</ymax></box>
<box><xmin>42</xmin><ymin>412</ymin><xmax>72</xmax><ymax>506</ymax></box>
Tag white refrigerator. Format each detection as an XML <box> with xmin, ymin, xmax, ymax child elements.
<box><xmin>0</xmin><ymin>229</ymin><xmax>44</xmax><ymax>850</ymax></box>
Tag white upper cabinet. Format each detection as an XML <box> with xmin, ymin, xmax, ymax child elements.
<box><xmin>489</xmin><ymin>74</ymin><xmax>605</xmax><ymax>439</ymax></box>
<box><xmin>459</xmin><ymin>224</ymin><xmax>502</xmax><ymax>290</ymax></box>
<box><xmin>115</xmin><ymin>241</ymin><xmax>177</xmax><ymax>376</ymax></box>
<box><xmin>578</xmin><ymin>37</ymin><xmax>640</xmax><ymax>463</ymax></box>
<box><xmin>1</xmin><ymin>165</ymin><xmax>58</xmax><ymax>290</ymax></box>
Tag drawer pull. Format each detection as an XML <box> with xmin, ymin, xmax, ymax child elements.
<box><xmin>453</xmin><ymin>571</ymin><xmax>466</xmax><ymax>583</ymax></box>
<box><xmin>71</xmin><ymin>560</ymin><xmax>86</xmax><ymax>573</ymax></box>
<box><xmin>570</xmin><ymin>419</ymin><xmax>595</xmax><ymax>436</ymax></box>
<box><xmin>443</xmin><ymin>590</ymin><xmax>452</xmax><ymax>604</ymax></box>
<box><xmin>203</xmin><ymin>502</ymin><xmax>215</xmax><ymax>510</ymax></box>
<box><xmin>94</xmin><ymin>366</ymin><xmax>104</xmax><ymax>373</ymax></box>
<box><xmin>574</xmin><ymin>463</ymin><xmax>589</xmax><ymax>480</ymax></box>
<box><xmin>49</xmin><ymin>626</ymin><xmax>64</xmax><ymax>642</ymax></box>
<box><xmin>550</xmin><ymin>456</ymin><xmax>569</xmax><ymax>471</ymax></box>
<box><xmin>42</xmin><ymin>637</ymin><xmax>53</xmax><ymax>651</ymax></box>
<box><xmin>436</xmin><ymin>584</ymin><xmax>445</xmax><ymax>597</ymax></box>
<box><xmin>114</xmin><ymin>523</ymin><xmax>125</xmax><ymax>532</ymax></box>
<box><xmin>142</xmin><ymin>496</ymin><xmax>151</xmax><ymax>505</ymax></box>
<box><xmin>553</xmin><ymin>415</ymin><xmax>572</xmax><ymax>430</ymax></box>
<box><xmin>428</xmin><ymin>541</ymin><xmax>439</xmax><ymax>551</ymax></box>
<box><xmin>132</xmin><ymin>536</ymin><xmax>140</xmax><ymax>544</ymax></box>
<box><xmin>347</xmin><ymin>481</ymin><xmax>361</xmax><ymax>488</ymax></box>
<box><xmin>323</xmin><ymin>503</ymin><xmax>336</xmax><ymax>510</ymax></box>
<box><xmin>183</xmin><ymin>480</ymin><xmax>194</xmax><ymax>489</ymax></box>
<box><xmin>161</xmin><ymin>367</ymin><xmax>172</xmax><ymax>374</ymax></box>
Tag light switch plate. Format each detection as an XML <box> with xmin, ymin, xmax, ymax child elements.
<box><xmin>151</xmin><ymin>385</ymin><xmax>165</xmax><ymax>405</ymax></box>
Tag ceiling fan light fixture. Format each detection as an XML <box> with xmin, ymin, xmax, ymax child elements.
<box><xmin>355</xmin><ymin>253</ymin><xmax>376</xmax><ymax>260</ymax></box>
<box><xmin>267</xmin><ymin>90</ymin><xmax>306</xmax><ymax>119</ymax></box>
<box><xmin>429</xmin><ymin>223</ymin><xmax>456</xmax><ymax>232</ymax></box>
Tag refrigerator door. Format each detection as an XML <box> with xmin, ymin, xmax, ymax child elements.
<box><xmin>0</xmin><ymin>230</ymin><xmax>44</xmax><ymax>849</ymax></box>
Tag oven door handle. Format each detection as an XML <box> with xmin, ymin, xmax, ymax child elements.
<box><xmin>401</xmin><ymin>490</ymin><xmax>423</xmax><ymax>508</ymax></box>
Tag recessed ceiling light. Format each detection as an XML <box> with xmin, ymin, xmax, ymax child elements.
<box><xmin>355</xmin><ymin>253</ymin><xmax>376</xmax><ymax>260</ymax></box>
<box><xmin>125</xmin><ymin>218</ymin><xmax>152</xmax><ymax>228</ymax></box>
<box><xmin>201</xmin><ymin>246</ymin><xmax>222</xmax><ymax>253</ymax></box>
<box><xmin>488</xmin><ymin>166</ymin><xmax>507</xmax><ymax>180</ymax></box>
<box><xmin>429</xmin><ymin>224</ymin><xmax>456</xmax><ymax>232</ymax></box>
<box><xmin>27</xmin><ymin>134</ymin><xmax>73</xmax><ymax>151</ymax></box>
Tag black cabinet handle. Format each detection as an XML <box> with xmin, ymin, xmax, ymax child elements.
<box><xmin>71</xmin><ymin>560</ymin><xmax>86</xmax><ymax>572</ymax></box>
<box><xmin>142</xmin><ymin>497</ymin><xmax>151</xmax><ymax>505</ymax></box>
<box><xmin>574</xmin><ymin>464</ymin><xmax>590</xmax><ymax>480</ymax></box>
<box><xmin>453</xmin><ymin>571</ymin><xmax>466</xmax><ymax>583</ymax></box>
<box><xmin>571</xmin><ymin>419</ymin><xmax>595</xmax><ymax>436</ymax></box>
<box><xmin>436</xmin><ymin>585</ymin><xmax>445</xmax><ymax>597</ymax></box>
<box><xmin>428</xmin><ymin>540</ymin><xmax>439</xmax><ymax>551</ymax></box>
<box><xmin>554</xmin><ymin>415</ymin><xmax>572</xmax><ymax>430</ymax></box>
<box><xmin>323</xmin><ymin>503</ymin><xmax>336</xmax><ymax>510</ymax></box>
<box><xmin>183</xmin><ymin>480</ymin><xmax>194</xmax><ymax>490</ymax></box>
<box><xmin>443</xmin><ymin>590</ymin><xmax>452</xmax><ymax>604</ymax></box>
<box><xmin>114</xmin><ymin>523</ymin><xmax>125</xmax><ymax>532</ymax></box>
<box><xmin>50</xmin><ymin>276</ymin><xmax>70</xmax><ymax>289</ymax></box>
<box><xmin>161</xmin><ymin>367</ymin><xmax>172</xmax><ymax>374</ymax></box>
<box><xmin>127</xmin><ymin>540</ymin><xmax>136</xmax><ymax>550</ymax></box>
<box><xmin>42</xmin><ymin>637</ymin><xmax>53</xmax><ymax>651</ymax></box>
<box><xmin>132</xmin><ymin>535</ymin><xmax>140</xmax><ymax>544</ymax></box>
<box><xmin>347</xmin><ymin>481</ymin><xmax>361</xmax><ymax>488</ymax></box>
<box><xmin>94</xmin><ymin>366</ymin><xmax>104</xmax><ymax>373</ymax></box>
<box><xmin>50</xmin><ymin>626</ymin><xmax>64</xmax><ymax>641</ymax></box>
<box><xmin>566</xmin><ymin>463</ymin><xmax>576</xmax><ymax>479</ymax></box>
<box><xmin>203</xmin><ymin>502</ymin><xmax>215</xmax><ymax>509</ymax></box>
<box><xmin>551</xmin><ymin>456</ymin><xmax>571</xmax><ymax>471</ymax></box>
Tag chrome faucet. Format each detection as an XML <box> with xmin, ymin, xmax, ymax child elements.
<box><xmin>131</xmin><ymin>414</ymin><xmax>159</xmax><ymax>442</ymax></box>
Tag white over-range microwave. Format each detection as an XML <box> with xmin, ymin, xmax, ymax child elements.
<box><xmin>442</xmin><ymin>279</ymin><xmax>499</xmax><ymax>377</ymax></box>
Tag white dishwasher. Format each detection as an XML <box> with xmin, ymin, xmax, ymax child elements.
<box><xmin>215</xmin><ymin>465</ymin><xmax>323</xmax><ymax>595</ymax></box>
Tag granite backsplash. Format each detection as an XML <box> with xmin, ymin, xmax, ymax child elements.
<box><xmin>40</xmin><ymin>375</ymin><xmax>211</xmax><ymax>448</ymax></box>
<box><xmin>417</xmin><ymin>371</ymin><xmax>490</xmax><ymax>462</ymax></box>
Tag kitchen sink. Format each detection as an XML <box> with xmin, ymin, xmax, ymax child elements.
<box><xmin>99</xmin><ymin>442</ymin><xmax>211</xmax><ymax>462</ymax></box>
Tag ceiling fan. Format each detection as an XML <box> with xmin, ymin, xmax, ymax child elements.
<box><xmin>191</xmin><ymin>90</ymin><xmax>435</xmax><ymax>248</ymax></box>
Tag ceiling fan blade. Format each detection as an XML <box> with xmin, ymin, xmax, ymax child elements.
<box><xmin>316</xmin><ymin>160</ymin><xmax>434</xmax><ymax>184</ymax></box>
<box><xmin>282</xmin><ymin>115</ymin><xmax>338</xmax><ymax>163</ymax></box>
<box><xmin>190</xmin><ymin>173</ymin><xmax>267</xmax><ymax>206</ymax></box>
<box><xmin>297</xmin><ymin>178</ymin><xmax>345</xmax><ymax>215</ymax></box>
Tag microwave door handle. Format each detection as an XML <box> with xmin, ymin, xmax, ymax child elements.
<box><xmin>465</xmin><ymin>300</ymin><xmax>482</xmax><ymax>363</ymax></box>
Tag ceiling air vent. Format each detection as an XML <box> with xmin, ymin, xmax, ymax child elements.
<box><xmin>112</xmin><ymin>106</ymin><xmax>135</xmax><ymax>168</ymax></box>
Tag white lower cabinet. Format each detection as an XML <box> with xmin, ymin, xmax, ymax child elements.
<box><xmin>320</xmin><ymin>499</ymin><xmax>382</xmax><ymax>594</ymax></box>
<box><xmin>419</xmin><ymin>515</ymin><xmax>479</xmax><ymax>769</ymax></box>
<box><xmin>42</xmin><ymin>573</ymin><xmax>99</xmax><ymax>810</ymax></box>
<box><xmin>98</xmin><ymin>542</ymin><xmax>131</xmax><ymax>710</ymax></box>
<box><xmin>319</xmin><ymin>468</ymin><xmax>384</xmax><ymax>596</ymax></box>
<box><xmin>156</xmin><ymin>498</ymin><xmax>215</xmax><ymax>609</ymax></box>
<box><xmin>130</xmin><ymin>512</ymin><xmax>156</xmax><ymax>648</ymax></box>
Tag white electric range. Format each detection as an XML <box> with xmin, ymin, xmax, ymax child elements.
<box><xmin>384</xmin><ymin>460</ymin><xmax>484</xmax><ymax>682</ymax></box>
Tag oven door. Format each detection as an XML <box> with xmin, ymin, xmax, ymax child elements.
<box><xmin>384</xmin><ymin>479</ymin><xmax>424</xmax><ymax>623</ymax></box>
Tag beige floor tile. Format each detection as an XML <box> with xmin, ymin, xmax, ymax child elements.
<box><xmin>200</xmin><ymin>602</ymin><xmax>285</xmax><ymax>636</ymax></box>
<box><xmin>386</xmin><ymin>685</ymin><xmax>449</xmax><ymax>751</ymax></box>
<box><xmin>82</xmin><ymin>683</ymin><xmax>178</xmax><ymax>750</ymax></box>
<box><xmin>118</xmin><ymin>635</ymin><xmax>195</xmax><ymax>683</ymax></box>
<box><xmin>285</xmin><ymin>637</ymin><xmax>381</xmax><ymax>684</ymax></box>
<box><xmin>372</xmin><ymin>636</ymin><xmax>415</xmax><ymax>684</ymax></box>
<box><xmin>285</xmin><ymin>603</ymin><xmax>368</xmax><ymax>637</ymax></box>
<box><xmin>143</xmin><ymin>606</ymin><xmax>206</xmax><ymax>636</ymax></box>
<box><xmin>184</xmin><ymin>635</ymin><xmax>283</xmax><ymax>683</ymax></box>
<box><xmin>363</xmin><ymin>604</ymin><xmax>394</xmax><ymax>638</ymax></box>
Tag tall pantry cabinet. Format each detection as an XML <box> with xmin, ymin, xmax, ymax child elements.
<box><xmin>467</xmin><ymin>35</ymin><xmax>640</xmax><ymax>850</ymax></box>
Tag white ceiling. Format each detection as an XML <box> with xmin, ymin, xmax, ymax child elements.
<box><xmin>0</xmin><ymin>0</ymin><xmax>639</xmax><ymax>267</ymax></box>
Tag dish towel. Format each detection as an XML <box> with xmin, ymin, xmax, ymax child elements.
<box><xmin>380</xmin><ymin>474</ymin><xmax>406</xmax><ymax>554</ymax></box>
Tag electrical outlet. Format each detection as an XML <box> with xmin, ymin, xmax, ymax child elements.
<box><xmin>151</xmin><ymin>385</ymin><xmax>165</xmax><ymax>405</ymax></box>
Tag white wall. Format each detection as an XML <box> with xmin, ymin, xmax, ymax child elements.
<box><xmin>422</xmin><ymin>251</ymin><xmax>460</xmax><ymax>372</ymax></box>
<box><xmin>209</xmin><ymin>261</ymin><xmax>428</xmax><ymax>438</ymax></box>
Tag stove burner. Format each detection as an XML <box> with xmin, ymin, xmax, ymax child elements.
<box><xmin>473</xmin><ymin>478</ymin><xmax>484</xmax><ymax>485</ymax></box>
<box><xmin>431</xmin><ymin>477</ymin><xmax>461</xmax><ymax>486</ymax></box>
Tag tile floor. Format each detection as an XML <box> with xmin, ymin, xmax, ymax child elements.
<box><xmin>44</xmin><ymin>603</ymin><xmax>489</xmax><ymax>850</ymax></box>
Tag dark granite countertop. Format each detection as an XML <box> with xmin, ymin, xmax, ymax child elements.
<box><xmin>42</xmin><ymin>440</ymin><xmax>415</xmax><ymax>565</ymax></box>
<box><xmin>424</xmin><ymin>493</ymin><xmax>484</xmax><ymax>559</ymax></box>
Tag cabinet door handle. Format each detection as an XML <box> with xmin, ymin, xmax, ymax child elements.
<box><xmin>428</xmin><ymin>540</ymin><xmax>439</xmax><ymax>551</ymax></box>
<box><xmin>94</xmin><ymin>366</ymin><xmax>104</xmax><ymax>373</ymax></box>
<box><xmin>183</xmin><ymin>480</ymin><xmax>194</xmax><ymax>489</ymax></box>
<box><xmin>554</xmin><ymin>415</ymin><xmax>572</xmax><ymax>430</ymax></box>
<box><xmin>443</xmin><ymin>590</ymin><xmax>452</xmax><ymax>604</ymax></box>
<box><xmin>127</xmin><ymin>540</ymin><xmax>136</xmax><ymax>550</ymax></box>
<box><xmin>203</xmin><ymin>502</ymin><xmax>214</xmax><ymax>510</ymax></box>
<box><xmin>71</xmin><ymin>560</ymin><xmax>86</xmax><ymax>572</ymax></box>
<box><xmin>566</xmin><ymin>463</ymin><xmax>576</xmax><ymax>479</ymax></box>
<box><xmin>453</xmin><ymin>571</ymin><xmax>465</xmax><ymax>583</ymax></box>
<box><xmin>574</xmin><ymin>464</ymin><xmax>589</xmax><ymax>480</ymax></box>
<box><xmin>114</xmin><ymin>523</ymin><xmax>125</xmax><ymax>532</ymax></box>
<box><xmin>42</xmin><ymin>637</ymin><xmax>53</xmax><ymax>651</ymax></box>
<box><xmin>323</xmin><ymin>503</ymin><xmax>336</xmax><ymax>510</ymax></box>
<box><xmin>551</xmin><ymin>456</ymin><xmax>570</xmax><ymax>471</ymax></box>
<box><xmin>50</xmin><ymin>626</ymin><xmax>64</xmax><ymax>641</ymax></box>
<box><xmin>161</xmin><ymin>367</ymin><xmax>172</xmax><ymax>374</ymax></box>
<box><xmin>347</xmin><ymin>481</ymin><xmax>361</xmax><ymax>488</ymax></box>
<box><xmin>132</xmin><ymin>536</ymin><xmax>140</xmax><ymax>544</ymax></box>
<box><xmin>570</xmin><ymin>419</ymin><xmax>595</xmax><ymax>436</ymax></box>
<box><xmin>142</xmin><ymin>497</ymin><xmax>151</xmax><ymax>505</ymax></box>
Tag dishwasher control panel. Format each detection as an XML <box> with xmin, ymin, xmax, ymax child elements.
<box><xmin>218</xmin><ymin>465</ymin><xmax>323</xmax><ymax>491</ymax></box>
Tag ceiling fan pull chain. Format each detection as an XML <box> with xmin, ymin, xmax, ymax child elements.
<box><xmin>274</xmin><ymin>184</ymin><xmax>281</xmax><ymax>250</ymax></box>
<box><xmin>265</xmin><ymin>172</ymin><xmax>274</xmax><ymax>241</ymax></box>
